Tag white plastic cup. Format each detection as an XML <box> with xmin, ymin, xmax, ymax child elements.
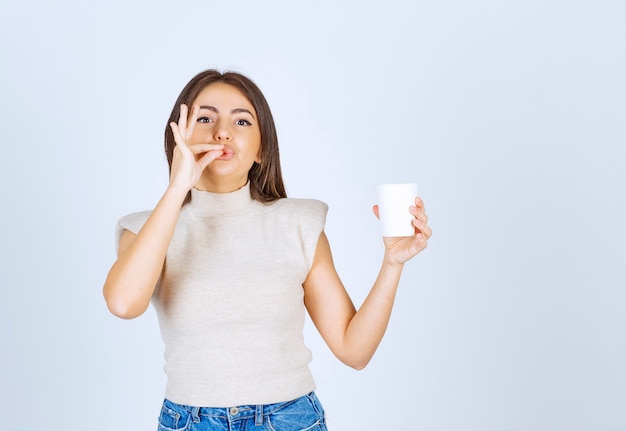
<box><xmin>376</xmin><ymin>183</ymin><xmax>419</xmax><ymax>236</ymax></box>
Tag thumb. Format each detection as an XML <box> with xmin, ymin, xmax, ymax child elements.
<box><xmin>197</xmin><ymin>149</ymin><xmax>225</xmax><ymax>170</ymax></box>
<box><xmin>372</xmin><ymin>205</ymin><xmax>380</xmax><ymax>220</ymax></box>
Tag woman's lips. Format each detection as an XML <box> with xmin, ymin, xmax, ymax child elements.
<box><xmin>216</xmin><ymin>146</ymin><xmax>235</xmax><ymax>160</ymax></box>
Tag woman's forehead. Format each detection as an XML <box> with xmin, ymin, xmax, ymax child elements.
<box><xmin>194</xmin><ymin>83</ymin><xmax>254</xmax><ymax>110</ymax></box>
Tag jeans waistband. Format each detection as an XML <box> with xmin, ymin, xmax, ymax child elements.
<box><xmin>165</xmin><ymin>392</ymin><xmax>313</xmax><ymax>424</ymax></box>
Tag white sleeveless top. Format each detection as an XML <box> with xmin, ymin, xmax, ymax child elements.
<box><xmin>117</xmin><ymin>183</ymin><xmax>328</xmax><ymax>407</ymax></box>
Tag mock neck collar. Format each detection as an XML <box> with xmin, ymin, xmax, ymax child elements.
<box><xmin>189</xmin><ymin>182</ymin><xmax>254</xmax><ymax>216</ymax></box>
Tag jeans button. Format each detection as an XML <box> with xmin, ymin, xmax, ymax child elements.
<box><xmin>230</xmin><ymin>407</ymin><xmax>239</xmax><ymax>415</ymax></box>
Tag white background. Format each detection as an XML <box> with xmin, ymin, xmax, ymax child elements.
<box><xmin>1</xmin><ymin>0</ymin><xmax>625</xmax><ymax>429</ymax></box>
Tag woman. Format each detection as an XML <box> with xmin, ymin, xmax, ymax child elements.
<box><xmin>103</xmin><ymin>69</ymin><xmax>432</xmax><ymax>431</ymax></box>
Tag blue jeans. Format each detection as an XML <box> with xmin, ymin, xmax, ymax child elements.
<box><xmin>157</xmin><ymin>392</ymin><xmax>328</xmax><ymax>431</ymax></box>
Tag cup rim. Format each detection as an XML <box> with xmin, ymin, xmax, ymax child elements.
<box><xmin>375</xmin><ymin>183</ymin><xmax>418</xmax><ymax>188</ymax></box>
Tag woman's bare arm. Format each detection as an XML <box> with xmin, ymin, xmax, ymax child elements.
<box><xmin>103</xmin><ymin>104</ymin><xmax>224</xmax><ymax>319</ymax></box>
<box><xmin>103</xmin><ymin>186</ymin><xmax>189</xmax><ymax>319</ymax></box>
<box><xmin>304</xmin><ymin>198</ymin><xmax>431</xmax><ymax>369</ymax></box>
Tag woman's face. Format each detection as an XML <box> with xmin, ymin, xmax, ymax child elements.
<box><xmin>189</xmin><ymin>82</ymin><xmax>262</xmax><ymax>190</ymax></box>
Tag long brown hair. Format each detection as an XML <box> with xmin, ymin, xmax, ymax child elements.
<box><xmin>164</xmin><ymin>70</ymin><xmax>287</xmax><ymax>203</ymax></box>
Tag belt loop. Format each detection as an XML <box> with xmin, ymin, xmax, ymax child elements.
<box><xmin>255</xmin><ymin>404</ymin><xmax>263</xmax><ymax>426</ymax></box>
<box><xmin>191</xmin><ymin>406</ymin><xmax>200</xmax><ymax>423</ymax></box>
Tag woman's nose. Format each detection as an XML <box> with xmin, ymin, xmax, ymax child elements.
<box><xmin>214</xmin><ymin>121</ymin><xmax>232</xmax><ymax>141</ymax></box>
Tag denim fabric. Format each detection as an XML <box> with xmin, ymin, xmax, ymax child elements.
<box><xmin>157</xmin><ymin>392</ymin><xmax>327</xmax><ymax>431</ymax></box>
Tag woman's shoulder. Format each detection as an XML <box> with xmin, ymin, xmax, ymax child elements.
<box><xmin>114</xmin><ymin>210</ymin><xmax>152</xmax><ymax>250</ymax></box>
<box><xmin>260</xmin><ymin>198</ymin><xmax>328</xmax><ymax>230</ymax></box>
<box><xmin>117</xmin><ymin>210</ymin><xmax>153</xmax><ymax>234</ymax></box>
<box><xmin>268</xmin><ymin>197</ymin><xmax>328</xmax><ymax>214</ymax></box>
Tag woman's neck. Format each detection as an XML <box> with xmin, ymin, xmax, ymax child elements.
<box><xmin>194</xmin><ymin>174</ymin><xmax>248</xmax><ymax>194</ymax></box>
<box><xmin>189</xmin><ymin>181</ymin><xmax>253</xmax><ymax>216</ymax></box>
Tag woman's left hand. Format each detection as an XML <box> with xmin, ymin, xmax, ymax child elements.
<box><xmin>372</xmin><ymin>197</ymin><xmax>432</xmax><ymax>265</ymax></box>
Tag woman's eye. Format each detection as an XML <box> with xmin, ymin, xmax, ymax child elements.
<box><xmin>236</xmin><ymin>119</ymin><xmax>251</xmax><ymax>126</ymax></box>
<box><xmin>197</xmin><ymin>117</ymin><xmax>213</xmax><ymax>124</ymax></box>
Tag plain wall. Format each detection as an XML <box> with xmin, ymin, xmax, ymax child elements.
<box><xmin>1</xmin><ymin>0</ymin><xmax>625</xmax><ymax>429</ymax></box>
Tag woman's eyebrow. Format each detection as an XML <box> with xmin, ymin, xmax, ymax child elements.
<box><xmin>198</xmin><ymin>105</ymin><xmax>219</xmax><ymax>113</ymax></box>
<box><xmin>231</xmin><ymin>108</ymin><xmax>256</xmax><ymax>119</ymax></box>
<box><xmin>198</xmin><ymin>105</ymin><xmax>255</xmax><ymax>119</ymax></box>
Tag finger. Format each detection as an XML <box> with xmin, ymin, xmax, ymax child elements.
<box><xmin>186</xmin><ymin>104</ymin><xmax>199</xmax><ymax>139</ymax></box>
<box><xmin>196</xmin><ymin>149</ymin><xmax>225</xmax><ymax>170</ymax></box>
<box><xmin>178</xmin><ymin>104</ymin><xmax>189</xmax><ymax>137</ymax></box>
<box><xmin>372</xmin><ymin>205</ymin><xmax>380</xmax><ymax>220</ymax></box>
<box><xmin>414</xmin><ymin>196</ymin><xmax>426</xmax><ymax>212</ymax></box>
<box><xmin>410</xmin><ymin>229</ymin><xmax>429</xmax><ymax>247</ymax></box>
<box><xmin>410</xmin><ymin>206</ymin><xmax>428</xmax><ymax>224</ymax></box>
<box><xmin>412</xmin><ymin>218</ymin><xmax>433</xmax><ymax>238</ymax></box>
<box><xmin>412</xmin><ymin>235</ymin><xmax>429</xmax><ymax>252</ymax></box>
<box><xmin>169</xmin><ymin>122</ymin><xmax>182</xmax><ymax>143</ymax></box>
<box><xmin>170</xmin><ymin>122</ymin><xmax>190</xmax><ymax>152</ymax></box>
<box><xmin>189</xmin><ymin>143</ymin><xmax>225</xmax><ymax>155</ymax></box>
<box><xmin>410</xmin><ymin>199</ymin><xmax>428</xmax><ymax>220</ymax></box>
<box><xmin>421</xmin><ymin>224</ymin><xmax>433</xmax><ymax>239</ymax></box>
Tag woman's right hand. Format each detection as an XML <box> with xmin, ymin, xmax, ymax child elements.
<box><xmin>104</xmin><ymin>104</ymin><xmax>225</xmax><ymax>319</ymax></box>
<box><xmin>168</xmin><ymin>104</ymin><xmax>224</xmax><ymax>192</ymax></box>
